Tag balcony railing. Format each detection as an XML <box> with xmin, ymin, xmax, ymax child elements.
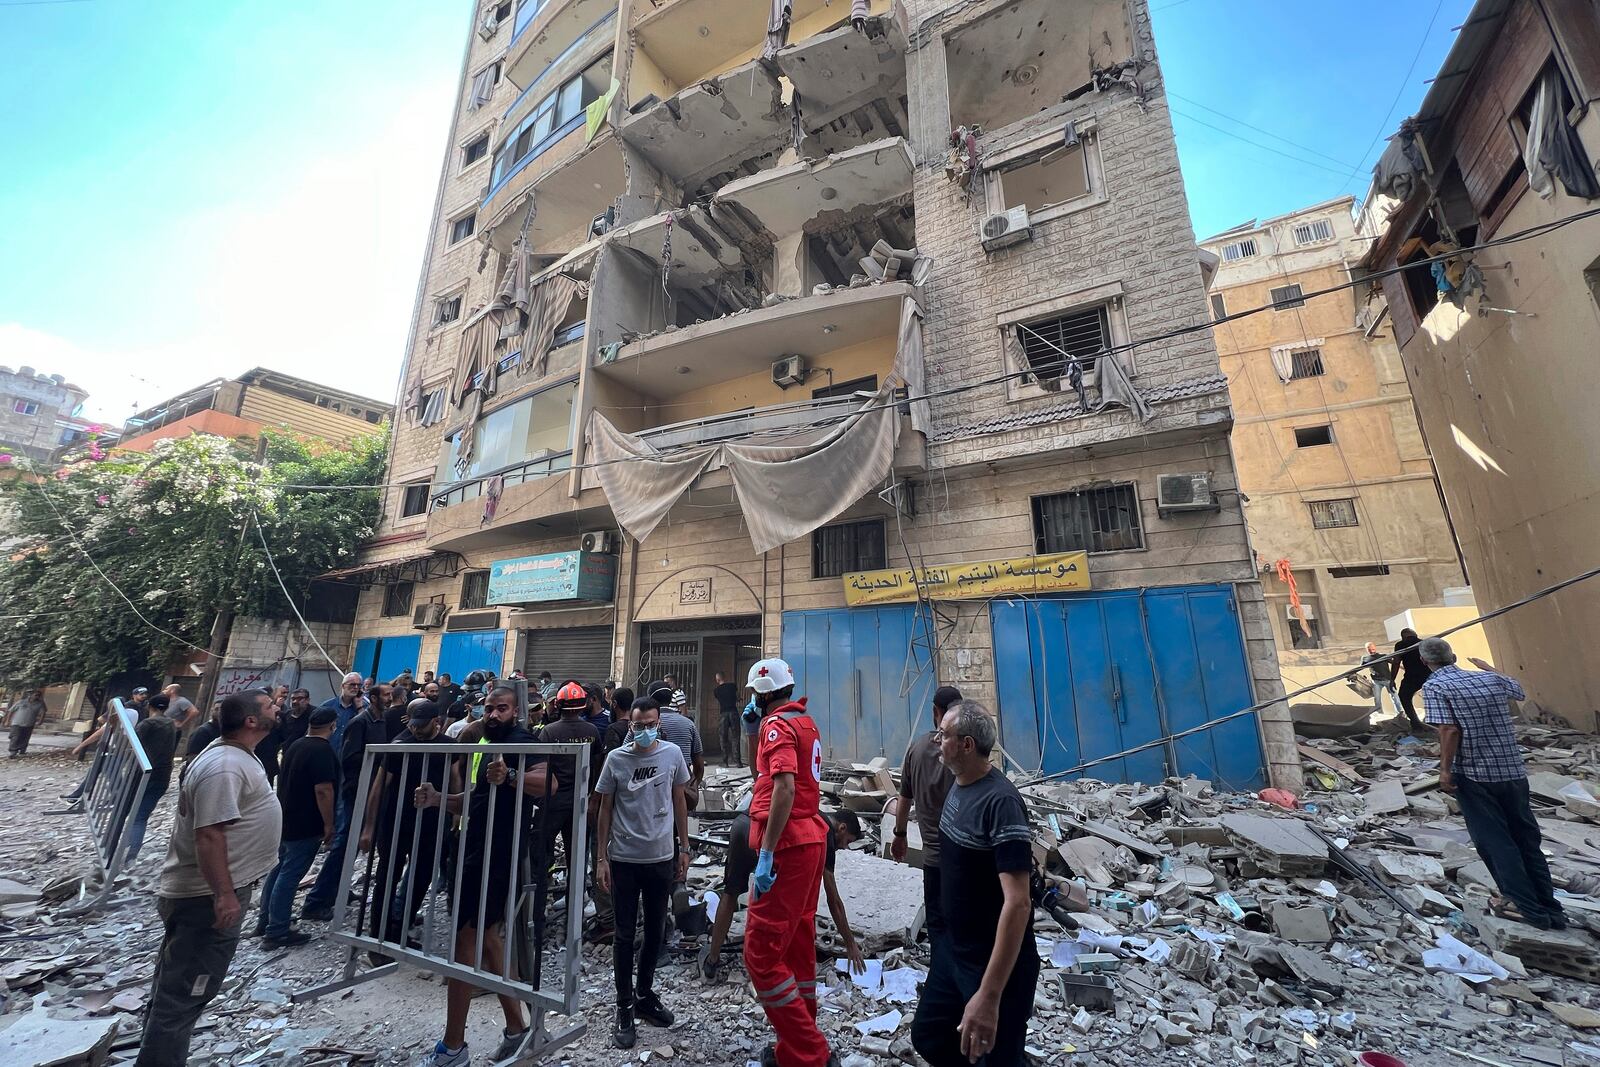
<box><xmin>431</xmin><ymin>450</ymin><xmax>574</xmax><ymax>511</ymax></box>
<box><xmin>636</xmin><ymin>392</ymin><xmax>879</xmax><ymax>451</ymax></box>
<box><xmin>505</xmin><ymin>7</ymin><xmax>616</xmax><ymax>119</ymax></box>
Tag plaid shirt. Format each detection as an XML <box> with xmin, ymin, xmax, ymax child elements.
<box><xmin>1423</xmin><ymin>664</ymin><xmax>1527</xmax><ymax>782</ymax></box>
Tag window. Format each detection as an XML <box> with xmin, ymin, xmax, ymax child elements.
<box><xmin>811</xmin><ymin>519</ymin><xmax>886</xmax><ymax>579</ymax></box>
<box><xmin>1210</xmin><ymin>293</ymin><xmax>1227</xmax><ymax>321</ymax></box>
<box><xmin>449</xmin><ymin>212</ymin><xmax>477</xmax><ymax>244</ymax></box>
<box><xmin>813</xmin><ymin>375</ymin><xmax>879</xmax><ymax>400</ymax></box>
<box><xmin>1308</xmin><ymin>498</ymin><xmax>1359</xmax><ymax>529</ymax></box>
<box><xmin>1329</xmin><ymin>564</ymin><xmax>1391</xmax><ymax>578</ymax></box>
<box><xmin>1222</xmin><ymin>238</ymin><xmax>1257</xmax><ymax>261</ymax></box>
<box><xmin>495</xmin><ymin>1</ymin><xmax>512</xmax><ymax>23</ymax></box>
<box><xmin>460</xmin><ymin>570</ymin><xmax>490</xmax><ymax>610</ymax></box>
<box><xmin>1032</xmin><ymin>484</ymin><xmax>1144</xmax><ymax>554</ymax></box>
<box><xmin>1293</xmin><ymin>218</ymin><xmax>1335</xmax><ymax>245</ymax></box>
<box><xmin>434</xmin><ymin>294</ymin><xmax>463</xmax><ymax>325</ymax></box>
<box><xmin>1270</xmin><ymin>283</ymin><xmax>1306</xmax><ymax>310</ymax></box>
<box><xmin>382</xmin><ymin>581</ymin><xmax>415</xmax><ymax>618</ymax></box>
<box><xmin>60</xmin><ymin>427</ymin><xmax>85</xmax><ymax>444</ymax></box>
<box><xmin>400</xmin><ymin>482</ymin><xmax>431</xmax><ymax>518</ymax></box>
<box><xmin>489</xmin><ymin>59</ymin><xmax>608</xmax><ymax>191</ymax></box>
<box><xmin>1289</xmin><ymin>348</ymin><xmax>1325</xmax><ymax>379</ymax></box>
<box><xmin>463</xmin><ymin>134</ymin><xmax>490</xmax><ymax>168</ymax></box>
<box><xmin>1290</xmin><ymin>614</ymin><xmax>1322</xmax><ymax>650</ymax></box>
<box><xmin>1016</xmin><ymin>306</ymin><xmax>1109</xmax><ymax>385</ymax></box>
<box><xmin>997</xmin><ymin>143</ymin><xmax>1089</xmax><ymax>215</ymax></box>
<box><xmin>513</xmin><ymin>0</ymin><xmax>547</xmax><ymax>38</ymax></box>
<box><xmin>1294</xmin><ymin>425</ymin><xmax>1333</xmax><ymax>448</ymax></box>
<box><xmin>436</xmin><ymin>379</ymin><xmax>579</xmax><ymax>483</ymax></box>
<box><xmin>11</xmin><ymin>399</ymin><xmax>38</xmax><ymax>416</ymax></box>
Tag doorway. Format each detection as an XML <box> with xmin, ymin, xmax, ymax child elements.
<box><xmin>640</xmin><ymin>616</ymin><xmax>762</xmax><ymax>763</ymax></box>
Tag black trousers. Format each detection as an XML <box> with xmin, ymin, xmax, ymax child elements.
<box><xmin>611</xmin><ymin>858</ymin><xmax>673</xmax><ymax>1005</ymax></box>
<box><xmin>922</xmin><ymin>864</ymin><xmax>946</xmax><ymax>944</ymax></box>
<box><xmin>368</xmin><ymin>819</ymin><xmax>441</xmax><ymax>943</ymax></box>
<box><xmin>1397</xmin><ymin>678</ymin><xmax>1426</xmax><ymax>725</ymax></box>
<box><xmin>135</xmin><ymin>887</ymin><xmax>254</xmax><ymax>1067</ymax></box>
<box><xmin>719</xmin><ymin>712</ymin><xmax>743</xmax><ymax>764</ymax></box>
<box><xmin>912</xmin><ymin>946</ymin><xmax>1037</xmax><ymax>1067</ymax></box>
<box><xmin>1456</xmin><ymin>775</ymin><xmax>1565</xmax><ymax>925</ymax></box>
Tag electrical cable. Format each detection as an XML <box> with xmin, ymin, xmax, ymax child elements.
<box><xmin>251</xmin><ymin>515</ymin><xmax>348</xmax><ymax>677</ymax></box>
<box><xmin>1027</xmin><ymin>559</ymin><xmax>1600</xmax><ymax>784</ymax></box>
<box><xmin>1331</xmin><ymin>0</ymin><xmax>1447</xmax><ymax>196</ymax></box>
<box><xmin>1166</xmin><ymin>92</ymin><xmax>1352</xmax><ymax>167</ymax></box>
<box><xmin>1170</xmin><ymin>107</ymin><xmax>1359</xmax><ymax>179</ymax></box>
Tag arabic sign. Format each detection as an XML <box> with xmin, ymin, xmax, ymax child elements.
<box><xmin>842</xmin><ymin>551</ymin><xmax>1090</xmax><ymax>606</ymax></box>
<box><xmin>680</xmin><ymin>579</ymin><xmax>711</xmax><ymax>605</ymax></box>
<box><xmin>488</xmin><ymin>550</ymin><xmax>617</xmax><ymax>605</ymax></box>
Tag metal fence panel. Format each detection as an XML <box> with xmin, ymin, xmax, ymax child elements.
<box><xmin>55</xmin><ymin>698</ymin><xmax>152</xmax><ymax>915</ymax></box>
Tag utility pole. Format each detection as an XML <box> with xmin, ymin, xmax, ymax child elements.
<box><xmin>193</xmin><ymin>439</ymin><xmax>268</xmax><ymax>722</ymax></box>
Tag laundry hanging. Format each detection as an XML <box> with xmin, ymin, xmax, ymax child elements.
<box><xmin>1274</xmin><ymin>558</ymin><xmax>1311</xmax><ymax>638</ymax></box>
<box><xmin>519</xmin><ymin>273</ymin><xmax>581</xmax><ymax>380</ymax></box>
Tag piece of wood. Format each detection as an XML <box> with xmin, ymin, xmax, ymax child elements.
<box><xmin>1296</xmin><ymin>744</ymin><xmax>1368</xmax><ymax>783</ymax></box>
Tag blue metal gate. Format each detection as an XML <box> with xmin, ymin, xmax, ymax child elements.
<box><xmin>351</xmin><ymin>635</ymin><xmax>423</xmax><ymax>685</ymax></box>
<box><xmin>436</xmin><ymin>630</ymin><xmax>507</xmax><ymax>680</ymax></box>
<box><xmin>781</xmin><ymin>606</ymin><xmax>938</xmax><ymax>763</ymax></box>
<box><xmin>991</xmin><ymin>584</ymin><xmax>1264</xmax><ymax>790</ymax></box>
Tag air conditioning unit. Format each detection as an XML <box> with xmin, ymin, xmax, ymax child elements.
<box><xmin>581</xmin><ymin>529</ymin><xmax>618</xmax><ymax>554</ymax></box>
<box><xmin>980</xmin><ymin>206</ymin><xmax>1032</xmax><ymax>252</ymax></box>
<box><xmin>590</xmin><ymin>206</ymin><xmax>616</xmax><ymax>238</ymax></box>
<box><xmin>412</xmin><ymin>602</ymin><xmax>447</xmax><ymax>629</ymax></box>
<box><xmin>1156</xmin><ymin>473</ymin><xmax>1221</xmax><ymax>516</ymax></box>
<box><xmin>1286</xmin><ymin>603</ymin><xmax>1317</xmax><ymax>620</ymax></box>
<box><xmin>772</xmin><ymin>354</ymin><xmax>807</xmax><ymax>389</ymax></box>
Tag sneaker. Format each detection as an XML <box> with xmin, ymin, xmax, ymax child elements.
<box><xmin>301</xmin><ymin>907</ymin><xmax>334</xmax><ymax>922</ymax></box>
<box><xmin>697</xmin><ymin>945</ymin><xmax>723</xmax><ymax>984</ymax></box>
<box><xmin>492</xmin><ymin>1028</ymin><xmax>528</xmax><ymax>1060</ymax></box>
<box><xmin>635</xmin><ymin>992</ymin><xmax>674</xmax><ymax>1028</ymax></box>
<box><xmin>262</xmin><ymin>930</ymin><xmax>314</xmax><ymax>949</ymax></box>
<box><xmin>613</xmin><ymin>1007</ymin><xmax>637</xmax><ymax>1049</ymax></box>
<box><xmin>420</xmin><ymin>1040</ymin><xmax>470</xmax><ymax>1067</ymax></box>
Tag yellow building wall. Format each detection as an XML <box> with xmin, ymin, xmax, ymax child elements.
<box><xmin>237</xmin><ymin>387</ymin><xmax>380</xmax><ymax>446</ymax></box>
<box><xmin>663</xmin><ymin>335</ymin><xmax>893</xmax><ymax>422</ymax></box>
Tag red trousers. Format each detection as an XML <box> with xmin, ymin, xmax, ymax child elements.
<box><xmin>742</xmin><ymin>840</ymin><xmax>830</xmax><ymax>1067</ymax></box>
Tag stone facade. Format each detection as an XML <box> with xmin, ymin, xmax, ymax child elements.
<box><xmin>0</xmin><ymin>365</ymin><xmax>88</xmax><ymax>462</ymax></box>
<box><xmin>351</xmin><ymin>0</ymin><xmax>1298</xmax><ymax>788</ymax></box>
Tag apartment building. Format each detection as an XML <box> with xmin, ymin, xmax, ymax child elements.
<box><xmin>1357</xmin><ymin>0</ymin><xmax>1600</xmax><ymax>728</ymax></box>
<box><xmin>118</xmin><ymin>368</ymin><xmax>391</xmax><ymax>453</ymax></box>
<box><xmin>336</xmin><ymin>0</ymin><xmax>1298</xmax><ymax>789</ymax></box>
<box><xmin>0</xmin><ymin>365</ymin><xmax>89</xmax><ymax>463</ymax></box>
<box><xmin>1202</xmin><ymin>199</ymin><xmax>1464</xmax><ymax>667</ymax></box>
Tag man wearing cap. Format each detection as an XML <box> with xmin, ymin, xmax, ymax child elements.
<box><xmin>358</xmin><ymin>699</ymin><xmax>451</xmax><ymax>945</ymax></box>
<box><xmin>538</xmin><ymin>682</ymin><xmax>603</xmax><ymax>925</ymax></box>
<box><xmin>743</xmin><ymin>658</ymin><xmax>837</xmax><ymax>1067</ymax></box>
<box><xmin>891</xmin><ymin>685</ymin><xmax>962</xmax><ymax>945</ymax></box>
<box><xmin>647</xmin><ymin>680</ymin><xmax>704</xmax><ymax>799</ymax></box>
<box><xmin>254</xmin><ymin>705</ymin><xmax>338</xmax><ymax>947</ymax></box>
<box><xmin>303</xmin><ymin>676</ymin><xmax>386</xmax><ymax>921</ymax></box>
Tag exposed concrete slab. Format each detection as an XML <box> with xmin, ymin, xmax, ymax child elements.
<box><xmin>618</xmin><ymin>60</ymin><xmax>786</xmax><ymax>188</ymax></box>
<box><xmin>715</xmin><ymin>137</ymin><xmax>913</xmax><ymax>239</ymax></box>
<box><xmin>824</xmin><ymin>846</ymin><xmax>924</xmax><ymax>945</ymax></box>
<box><xmin>1219</xmin><ymin>813</ymin><xmax>1328</xmax><ymax>876</ymax></box>
<box><xmin>607</xmin><ymin>207</ymin><xmax>742</xmax><ymax>285</ymax></box>
<box><xmin>0</xmin><ymin>1009</ymin><xmax>118</xmax><ymax>1067</ymax></box>
<box><xmin>774</xmin><ymin>19</ymin><xmax>907</xmax><ymax>116</ymax></box>
<box><xmin>1362</xmin><ymin>778</ymin><xmax>1409</xmax><ymax>815</ymax></box>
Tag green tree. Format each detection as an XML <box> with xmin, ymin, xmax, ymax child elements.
<box><xmin>0</xmin><ymin>428</ymin><xmax>385</xmax><ymax>684</ymax></box>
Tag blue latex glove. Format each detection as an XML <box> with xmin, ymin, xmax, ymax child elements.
<box><xmin>752</xmin><ymin>849</ymin><xmax>778</xmax><ymax>900</ymax></box>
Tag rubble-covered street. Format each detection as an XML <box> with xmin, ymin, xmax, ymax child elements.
<box><xmin>9</xmin><ymin>718</ymin><xmax>1600</xmax><ymax>1067</ymax></box>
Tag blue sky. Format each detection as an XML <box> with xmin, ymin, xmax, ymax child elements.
<box><xmin>0</xmin><ymin>0</ymin><xmax>1473</xmax><ymax>422</ymax></box>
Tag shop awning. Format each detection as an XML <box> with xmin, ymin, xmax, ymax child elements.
<box><xmin>318</xmin><ymin>551</ymin><xmax>463</xmax><ymax>588</ymax></box>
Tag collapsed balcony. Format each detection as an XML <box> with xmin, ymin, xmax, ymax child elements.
<box><xmin>619</xmin><ymin>6</ymin><xmax>907</xmax><ymax>200</ymax></box>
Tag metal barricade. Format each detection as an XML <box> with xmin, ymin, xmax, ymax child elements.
<box><xmin>296</xmin><ymin>740</ymin><xmax>592</xmax><ymax>1065</ymax></box>
<box><xmin>53</xmin><ymin>699</ymin><xmax>152</xmax><ymax>915</ymax></box>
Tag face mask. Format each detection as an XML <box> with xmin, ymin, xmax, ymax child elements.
<box><xmin>632</xmin><ymin>725</ymin><xmax>659</xmax><ymax>747</ymax></box>
<box><xmin>470</xmin><ymin>705</ymin><xmax>485</xmax><ymax>719</ymax></box>
<box><xmin>742</xmin><ymin>697</ymin><xmax>761</xmax><ymax>724</ymax></box>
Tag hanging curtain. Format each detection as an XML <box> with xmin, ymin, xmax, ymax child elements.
<box><xmin>891</xmin><ymin>298</ymin><xmax>931</xmax><ymax>435</ymax></box>
<box><xmin>451</xmin><ymin>309</ymin><xmax>497</xmax><ymax>406</ymax></box>
<box><xmin>454</xmin><ymin>390</ymin><xmax>485</xmax><ymax>477</ymax></box>
<box><xmin>763</xmin><ymin>0</ymin><xmax>793</xmax><ymax>58</ymax></box>
<box><xmin>468</xmin><ymin>65</ymin><xmax>497</xmax><ymax>112</ymax></box>
<box><xmin>1268</xmin><ymin>346</ymin><xmax>1294</xmax><ymax>384</ymax></box>
<box><xmin>1525</xmin><ymin>66</ymin><xmax>1600</xmax><ymax>201</ymax></box>
<box><xmin>1093</xmin><ymin>353</ymin><xmax>1151</xmax><ymax>422</ymax></box>
<box><xmin>586</xmin><ymin>78</ymin><xmax>621</xmax><ymax>142</ymax></box>
<box><xmin>520</xmin><ymin>273</ymin><xmax>581</xmax><ymax>380</ymax></box>
<box><xmin>419</xmin><ymin>389</ymin><xmax>447</xmax><ymax>428</ymax></box>
<box><xmin>402</xmin><ymin>374</ymin><xmax>423</xmax><ymax>423</ymax></box>
<box><xmin>587</xmin><ymin>415</ymin><xmax>718</xmax><ymax>543</ymax></box>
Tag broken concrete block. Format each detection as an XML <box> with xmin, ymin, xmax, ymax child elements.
<box><xmin>0</xmin><ymin>1009</ymin><xmax>118</xmax><ymax>1066</ymax></box>
<box><xmin>1373</xmin><ymin>852</ymin><xmax>1447</xmax><ymax>886</ymax></box>
<box><xmin>1362</xmin><ymin>778</ymin><xmax>1409</xmax><ymax>815</ymax></box>
<box><xmin>1477</xmin><ymin>915</ymin><xmax>1600</xmax><ymax>981</ymax></box>
<box><xmin>1268</xmin><ymin>903</ymin><xmax>1331</xmax><ymax>944</ymax></box>
<box><xmin>1548</xmin><ymin>1002</ymin><xmax>1600</xmax><ymax>1028</ymax></box>
<box><xmin>1219</xmin><ymin>814</ymin><xmax>1328</xmax><ymax>876</ymax></box>
<box><xmin>823</xmin><ymin>847</ymin><xmax>924</xmax><ymax>945</ymax></box>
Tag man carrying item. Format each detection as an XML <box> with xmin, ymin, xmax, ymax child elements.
<box><xmin>713</xmin><ymin>672</ymin><xmax>741</xmax><ymax>767</ymax></box>
<box><xmin>413</xmin><ymin>684</ymin><xmax>551</xmax><ymax>1067</ymax></box>
<box><xmin>911</xmin><ymin>701</ymin><xmax>1037</xmax><ymax>1067</ymax></box>
<box><xmin>1424</xmin><ymin>638</ymin><xmax>1568</xmax><ymax>930</ymax></box>
<box><xmin>891</xmin><ymin>685</ymin><xmax>962</xmax><ymax>946</ymax></box>
<box><xmin>358</xmin><ymin>698</ymin><xmax>451</xmax><ymax>947</ymax></box>
<box><xmin>1361</xmin><ymin>642</ymin><xmax>1402</xmax><ymax>721</ymax></box>
<box><xmin>701</xmin><ymin>808</ymin><xmax>865</xmax><ymax>985</ymax></box>
<box><xmin>741</xmin><ymin>658</ymin><xmax>837</xmax><ymax>1067</ymax></box>
<box><xmin>595</xmin><ymin>696</ymin><xmax>691</xmax><ymax>1048</ymax></box>
<box><xmin>125</xmin><ymin>695</ymin><xmax>181</xmax><ymax>862</ymax></box>
<box><xmin>135</xmin><ymin>691</ymin><xmax>281</xmax><ymax>1067</ymax></box>
<box><xmin>255</xmin><ymin>706</ymin><xmax>338</xmax><ymax>947</ymax></box>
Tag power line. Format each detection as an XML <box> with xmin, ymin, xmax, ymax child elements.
<box><xmin>1170</xmin><ymin>106</ymin><xmax>1358</xmax><ymax>179</ymax></box>
<box><xmin>252</xmin><ymin>516</ymin><xmax>346</xmax><ymax>676</ymax></box>
<box><xmin>1167</xmin><ymin>92</ymin><xmax>1352</xmax><ymax>167</ymax></box>
<box><xmin>1333</xmin><ymin>0</ymin><xmax>1447</xmax><ymax>195</ymax></box>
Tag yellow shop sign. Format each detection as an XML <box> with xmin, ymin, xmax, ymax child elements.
<box><xmin>842</xmin><ymin>551</ymin><xmax>1090</xmax><ymax>606</ymax></box>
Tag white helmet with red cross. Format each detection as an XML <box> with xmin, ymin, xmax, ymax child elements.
<box><xmin>747</xmin><ymin>658</ymin><xmax>795</xmax><ymax>693</ymax></box>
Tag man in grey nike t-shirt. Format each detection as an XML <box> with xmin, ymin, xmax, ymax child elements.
<box><xmin>595</xmin><ymin>697</ymin><xmax>691</xmax><ymax>1049</ymax></box>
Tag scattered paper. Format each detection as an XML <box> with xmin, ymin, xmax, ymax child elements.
<box><xmin>855</xmin><ymin>1009</ymin><xmax>903</xmax><ymax>1035</ymax></box>
<box><xmin>837</xmin><ymin>957</ymin><xmax>883</xmax><ymax>994</ymax></box>
<box><xmin>1422</xmin><ymin>931</ymin><xmax>1510</xmax><ymax>983</ymax></box>
<box><xmin>704</xmin><ymin>890</ymin><xmax>720</xmax><ymax>923</ymax></box>
<box><xmin>1137</xmin><ymin>939</ymin><xmax>1171</xmax><ymax>964</ymax></box>
<box><xmin>1138</xmin><ymin>900</ymin><xmax>1159</xmax><ymax>923</ymax></box>
<box><xmin>876</xmin><ymin>968</ymin><xmax>923</xmax><ymax>1004</ymax></box>
<box><xmin>1050</xmin><ymin>941</ymin><xmax>1083</xmax><ymax>968</ymax></box>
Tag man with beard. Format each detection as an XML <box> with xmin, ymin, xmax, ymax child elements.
<box><xmin>359</xmin><ymin>699</ymin><xmax>451</xmax><ymax>947</ymax></box>
<box><xmin>413</xmin><ymin>685</ymin><xmax>552</xmax><ymax>1067</ymax></box>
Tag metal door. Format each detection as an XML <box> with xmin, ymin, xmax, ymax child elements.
<box><xmin>373</xmin><ymin>635</ymin><xmax>422</xmax><ymax>684</ymax></box>
<box><xmin>436</xmin><ymin>630</ymin><xmax>507</xmax><ymax>680</ymax></box>
<box><xmin>990</xmin><ymin>585</ymin><xmax>1264</xmax><ymax>790</ymax></box>
<box><xmin>644</xmin><ymin>640</ymin><xmax>700</xmax><ymax>709</ymax></box>
<box><xmin>781</xmin><ymin>605</ymin><xmax>936</xmax><ymax>763</ymax></box>
<box><xmin>523</xmin><ymin>626</ymin><xmax>613</xmax><ymax>686</ymax></box>
<box><xmin>352</xmin><ymin>638</ymin><xmax>379</xmax><ymax>681</ymax></box>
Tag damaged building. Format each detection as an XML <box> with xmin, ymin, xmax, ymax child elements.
<box><xmin>338</xmin><ymin>0</ymin><xmax>1299</xmax><ymax>789</ymax></box>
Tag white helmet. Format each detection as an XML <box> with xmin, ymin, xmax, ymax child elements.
<box><xmin>747</xmin><ymin>658</ymin><xmax>795</xmax><ymax>693</ymax></box>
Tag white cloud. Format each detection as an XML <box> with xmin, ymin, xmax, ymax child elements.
<box><xmin>2</xmin><ymin>79</ymin><xmax>454</xmax><ymax>424</ymax></box>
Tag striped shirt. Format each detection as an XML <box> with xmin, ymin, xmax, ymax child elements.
<box><xmin>1424</xmin><ymin>664</ymin><xmax>1528</xmax><ymax>782</ymax></box>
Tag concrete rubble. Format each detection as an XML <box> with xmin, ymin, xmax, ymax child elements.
<box><xmin>9</xmin><ymin>721</ymin><xmax>1600</xmax><ymax>1066</ymax></box>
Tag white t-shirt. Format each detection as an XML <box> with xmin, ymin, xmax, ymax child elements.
<box><xmin>159</xmin><ymin>742</ymin><xmax>282</xmax><ymax>899</ymax></box>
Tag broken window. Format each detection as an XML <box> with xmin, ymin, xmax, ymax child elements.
<box><xmin>1308</xmin><ymin>498</ymin><xmax>1359</xmax><ymax>529</ymax></box>
<box><xmin>1032</xmin><ymin>484</ymin><xmax>1144</xmax><ymax>554</ymax></box>
<box><xmin>813</xmin><ymin>375</ymin><xmax>879</xmax><ymax>400</ymax></box>
<box><xmin>1294</xmin><ymin>425</ymin><xmax>1333</xmax><ymax>448</ymax></box>
<box><xmin>1292</xmin><ymin>218</ymin><xmax>1334</xmax><ymax>245</ymax></box>
<box><xmin>812</xmin><ymin>520</ymin><xmax>886</xmax><ymax>579</ymax></box>
<box><xmin>1328</xmin><ymin>564</ymin><xmax>1390</xmax><ymax>578</ymax></box>
<box><xmin>1270</xmin><ymin>284</ymin><xmax>1306</xmax><ymax>310</ymax></box>
<box><xmin>400</xmin><ymin>482</ymin><xmax>431</xmax><ymax>518</ymax></box>
<box><xmin>434</xmin><ymin>294</ymin><xmax>463</xmax><ymax>326</ymax></box>
<box><xmin>382</xmin><ymin>581</ymin><xmax>415</xmax><ymax>618</ymax></box>
<box><xmin>1210</xmin><ymin>293</ymin><xmax>1227</xmax><ymax>321</ymax></box>
<box><xmin>1288</xmin><ymin>348</ymin><xmax>1324</xmax><ymax>380</ymax></box>
<box><xmin>943</xmin><ymin>0</ymin><xmax>1131</xmax><ymax>132</ymax></box>
<box><xmin>995</xmin><ymin>141</ymin><xmax>1089</xmax><ymax>216</ymax></box>
<box><xmin>1016</xmin><ymin>305</ymin><xmax>1109</xmax><ymax>385</ymax></box>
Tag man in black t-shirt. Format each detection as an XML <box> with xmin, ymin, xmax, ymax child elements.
<box><xmin>358</xmin><ymin>699</ymin><xmax>451</xmax><ymax>944</ymax></box>
<box><xmin>712</xmin><ymin>672</ymin><xmax>741</xmax><ymax>766</ymax></box>
<box><xmin>256</xmin><ymin>706</ymin><xmax>338</xmax><ymax>947</ymax></box>
<box><xmin>412</xmin><ymin>685</ymin><xmax>552</xmax><ymax>1067</ymax></box>
<box><xmin>126</xmin><ymin>698</ymin><xmax>181</xmax><ymax>861</ymax></box>
<box><xmin>911</xmin><ymin>701</ymin><xmax>1037</xmax><ymax>1067</ymax></box>
<box><xmin>699</xmin><ymin>808</ymin><xmax>865</xmax><ymax>983</ymax></box>
<box><xmin>539</xmin><ymin>683</ymin><xmax>602</xmax><ymax>929</ymax></box>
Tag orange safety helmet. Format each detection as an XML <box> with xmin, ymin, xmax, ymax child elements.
<box><xmin>554</xmin><ymin>681</ymin><xmax>589</xmax><ymax>708</ymax></box>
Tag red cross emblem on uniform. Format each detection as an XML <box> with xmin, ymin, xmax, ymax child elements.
<box><xmin>757</xmin><ymin>667</ymin><xmax>769</xmax><ymax>677</ymax></box>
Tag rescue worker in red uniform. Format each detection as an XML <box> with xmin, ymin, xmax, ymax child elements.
<box><xmin>743</xmin><ymin>658</ymin><xmax>838</xmax><ymax>1067</ymax></box>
